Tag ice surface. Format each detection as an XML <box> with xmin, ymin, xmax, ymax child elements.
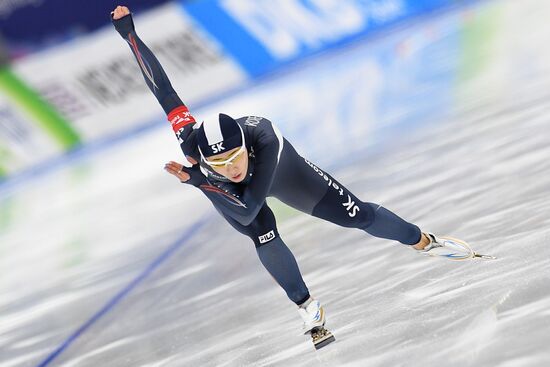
<box><xmin>1</xmin><ymin>1</ymin><xmax>550</xmax><ymax>366</ymax></box>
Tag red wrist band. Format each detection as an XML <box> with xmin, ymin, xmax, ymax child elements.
<box><xmin>167</xmin><ymin>105</ymin><xmax>196</xmax><ymax>134</ymax></box>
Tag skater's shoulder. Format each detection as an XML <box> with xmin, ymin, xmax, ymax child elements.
<box><xmin>236</xmin><ymin>116</ymin><xmax>281</xmax><ymax>139</ymax></box>
<box><xmin>235</xmin><ymin>116</ymin><xmax>283</xmax><ymax>151</ymax></box>
<box><xmin>235</xmin><ymin>115</ymin><xmax>272</xmax><ymax>128</ymax></box>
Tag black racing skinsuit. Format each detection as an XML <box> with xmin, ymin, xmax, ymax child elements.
<box><xmin>113</xmin><ymin>14</ymin><xmax>421</xmax><ymax>305</ymax></box>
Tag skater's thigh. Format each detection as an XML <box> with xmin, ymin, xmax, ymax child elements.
<box><xmin>270</xmin><ymin>143</ymin><xmax>329</xmax><ymax>214</ymax></box>
<box><xmin>271</xmin><ymin>143</ymin><xmax>374</xmax><ymax>229</ymax></box>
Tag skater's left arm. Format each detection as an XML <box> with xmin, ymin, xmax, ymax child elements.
<box><xmin>111</xmin><ymin>6</ymin><xmax>199</xmax><ymax>161</ymax></box>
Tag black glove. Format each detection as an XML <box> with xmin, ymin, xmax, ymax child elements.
<box><xmin>111</xmin><ymin>13</ymin><xmax>135</xmax><ymax>38</ymax></box>
<box><xmin>180</xmin><ymin>164</ymin><xmax>208</xmax><ymax>187</ymax></box>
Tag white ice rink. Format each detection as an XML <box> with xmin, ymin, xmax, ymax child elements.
<box><xmin>1</xmin><ymin>1</ymin><xmax>550</xmax><ymax>366</ymax></box>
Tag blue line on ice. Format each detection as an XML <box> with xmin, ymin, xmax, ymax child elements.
<box><xmin>35</xmin><ymin>217</ymin><xmax>209</xmax><ymax>367</ymax></box>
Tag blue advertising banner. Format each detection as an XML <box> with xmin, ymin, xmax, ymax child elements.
<box><xmin>182</xmin><ymin>0</ymin><xmax>460</xmax><ymax>77</ymax></box>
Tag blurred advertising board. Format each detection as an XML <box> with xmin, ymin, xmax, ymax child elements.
<box><xmin>0</xmin><ymin>69</ymin><xmax>76</xmax><ymax>176</ymax></box>
<box><xmin>12</xmin><ymin>3</ymin><xmax>247</xmax><ymax>144</ymax></box>
<box><xmin>3</xmin><ymin>0</ymin><xmax>467</xmax><ymax>179</ymax></box>
<box><xmin>181</xmin><ymin>0</ymin><xmax>460</xmax><ymax>76</ymax></box>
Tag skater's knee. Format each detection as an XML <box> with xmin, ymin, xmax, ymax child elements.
<box><xmin>362</xmin><ymin>202</ymin><xmax>388</xmax><ymax>231</ymax></box>
<box><xmin>363</xmin><ymin>203</ymin><xmax>421</xmax><ymax>245</ymax></box>
<box><xmin>233</xmin><ymin>219</ymin><xmax>279</xmax><ymax>247</ymax></box>
<box><xmin>251</xmin><ymin>221</ymin><xmax>279</xmax><ymax>248</ymax></box>
<box><xmin>360</xmin><ymin>202</ymin><xmax>377</xmax><ymax>228</ymax></box>
<box><xmin>252</xmin><ymin>228</ymin><xmax>280</xmax><ymax>248</ymax></box>
<box><xmin>235</xmin><ymin>204</ymin><xmax>280</xmax><ymax>247</ymax></box>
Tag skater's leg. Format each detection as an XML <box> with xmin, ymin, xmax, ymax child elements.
<box><xmin>221</xmin><ymin>204</ymin><xmax>310</xmax><ymax>305</ymax></box>
<box><xmin>270</xmin><ymin>143</ymin><xmax>421</xmax><ymax>245</ymax></box>
<box><xmin>256</xmin><ymin>237</ymin><xmax>310</xmax><ymax>305</ymax></box>
<box><xmin>312</xmin><ymin>192</ymin><xmax>421</xmax><ymax>245</ymax></box>
<box><xmin>222</xmin><ymin>205</ymin><xmax>331</xmax><ymax>343</ymax></box>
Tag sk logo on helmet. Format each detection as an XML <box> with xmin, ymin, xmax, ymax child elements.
<box><xmin>211</xmin><ymin>142</ymin><xmax>224</xmax><ymax>153</ymax></box>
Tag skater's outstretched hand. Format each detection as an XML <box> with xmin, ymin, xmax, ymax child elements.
<box><xmin>111</xmin><ymin>5</ymin><xmax>135</xmax><ymax>37</ymax></box>
<box><xmin>111</xmin><ymin>5</ymin><xmax>130</xmax><ymax>20</ymax></box>
<box><xmin>164</xmin><ymin>157</ymin><xmax>206</xmax><ymax>186</ymax></box>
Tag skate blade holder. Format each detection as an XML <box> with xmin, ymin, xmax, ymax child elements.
<box><xmin>310</xmin><ymin>326</ymin><xmax>336</xmax><ymax>349</ymax></box>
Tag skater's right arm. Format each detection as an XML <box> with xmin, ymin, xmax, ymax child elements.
<box><xmin>111</xmin><ymin>6</ymin><xmax>199</xmax><ymax>160</ymax></box>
